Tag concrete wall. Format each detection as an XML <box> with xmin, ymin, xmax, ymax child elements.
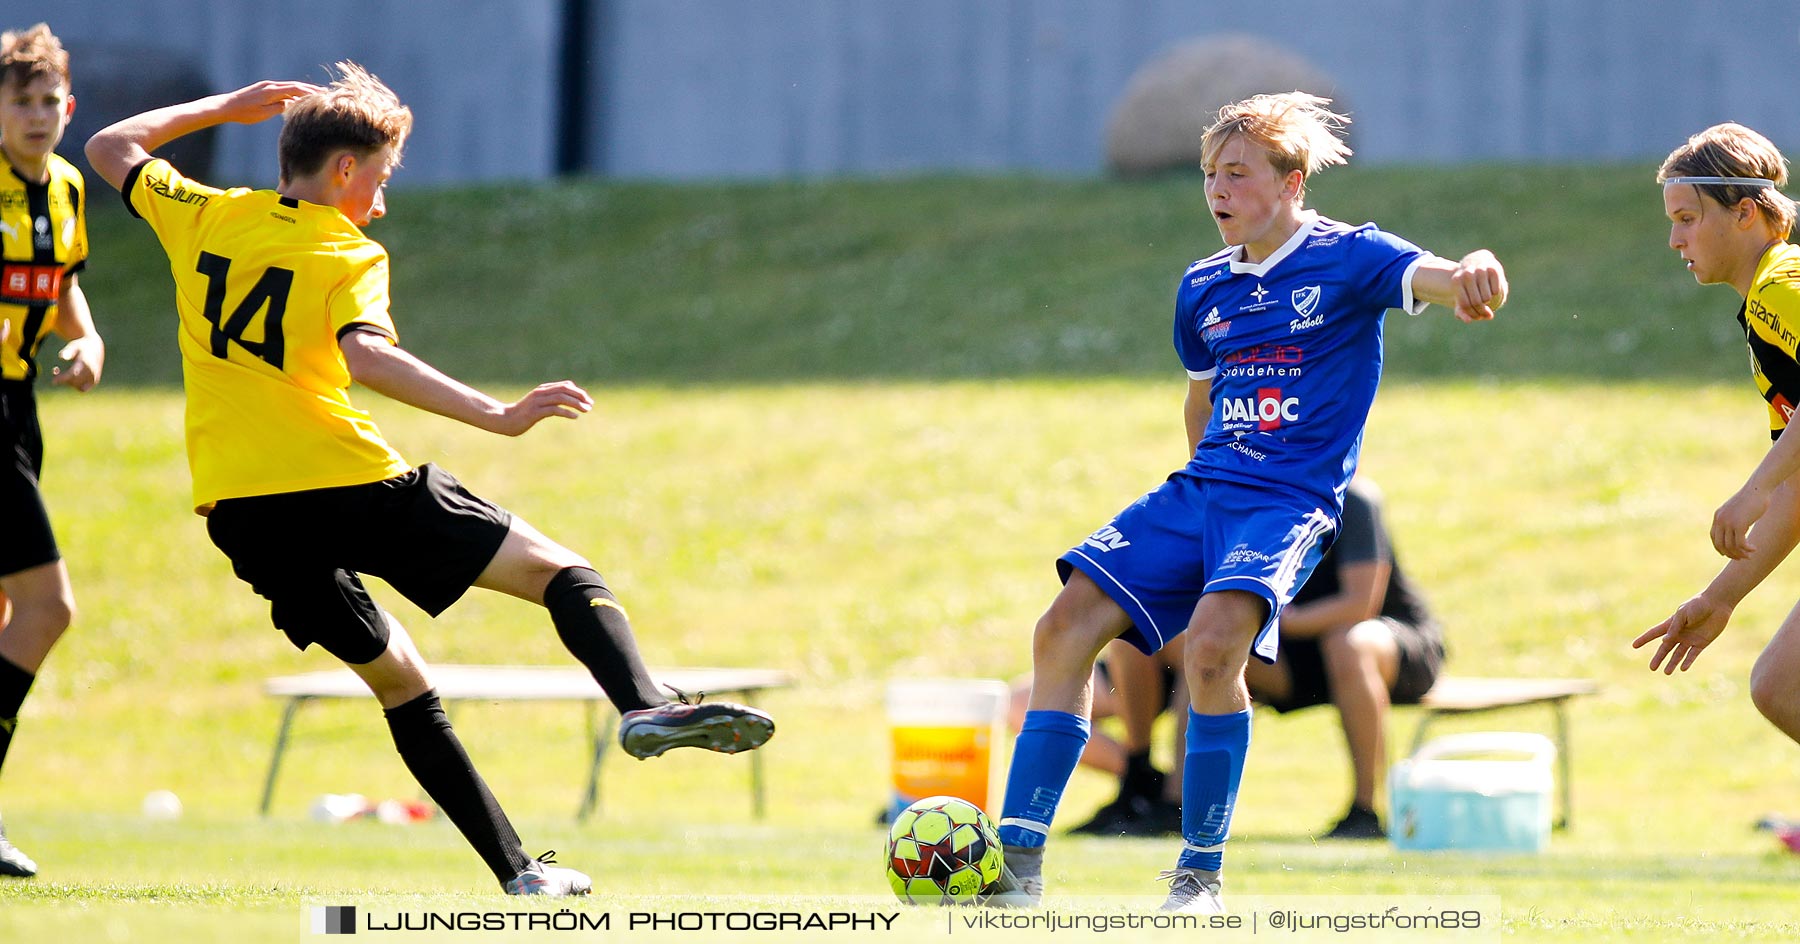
<box><xmin>42</xmin><ymin>0</ymin><xmax>561</xmax><ymax>188</ymax></box>
<box><xmin>587</xmin><ymin>0</ymin><xmax>1800</xmax><ymax>177</ymax></box>
<box><xmin>32</xmin><ymin>0</ymin><xmax>1800</xmax><ymax>184</ymax></box>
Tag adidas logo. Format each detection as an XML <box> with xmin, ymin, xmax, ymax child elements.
<box><xmin>1201</xmin><ymin>307</ymin><xmax>1221</xmax><ymax>327</ymax></box>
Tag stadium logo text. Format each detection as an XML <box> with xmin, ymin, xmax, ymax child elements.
<box><xmin>1747</xmin><ymin>298</ymin><xmax>1798</xmax><ymax>350</ymax></box>
<box><xmin>1220</xmin><ymin>389</ymin><xmax>1299</xmax><ymax>430</ymax></box>
<box><xmin>146</xmin><ymin>174</ymin><xmax>210</xmax><ymax>207</ymax></box>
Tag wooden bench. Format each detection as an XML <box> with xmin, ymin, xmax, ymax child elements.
<box><xmin>1409</xmin><ymin>677</ymin><xmax>1599</xmax><ymax>830</ymax></box>
<box><xmin>260</xmin><ymin>665</ymin><xmax>791</xmax><ymax>821</ymax></box>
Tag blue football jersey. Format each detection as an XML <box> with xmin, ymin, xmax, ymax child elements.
<box><xmin>1173</xmin><ymin>214</ymin><xmax>1430</xmax><ymax>511</ymax></box>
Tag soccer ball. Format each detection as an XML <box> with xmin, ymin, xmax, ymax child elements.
<box><xmin>885</xmin><ymin>795</ymin><xmax>1005</xmax><ymax>905</ymax></box>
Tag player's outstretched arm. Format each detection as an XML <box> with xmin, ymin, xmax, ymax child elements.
<box><xmin>84</xmin><ymin>81</ymin><xmax>322</xmax><ymax>191</ymax></box>
<box><xmin>1637</xmin><ymin>475</ymin><xmax>1800</xmax><ymax>670</ymax></box>
<box><xmin>1634</xmin><ymin>593</ymin><xmax>1733</xmax><ymax>673</ymax></box>
<box><xmin>1712</xmin><ymin>423</ymin><xmax>1800</xmax><ymax>559</ymax></box>
<box><xmin>341</xmin><ymin>330</ymin><xmax>592</xmax><ymax>437</ymax></box>
<box><xmin>1410</xmin><ymin>250</ymin><xmax>1508</xmax><ymax>323</ymax></box>
<box><xmin>1280</xmin><ymin>559</ymin><xmax>1388</xmax><ymax>639</ymax></box>
<box><xmin>49</xmin><ymin>274</ymin><xmax>103</xmax><ymax>392</ymax></box>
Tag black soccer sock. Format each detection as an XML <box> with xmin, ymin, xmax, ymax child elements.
<box><xmin>544</xmin><ymin>566</ymin><xmax>668</xmax><ymax>713</ymax></box>
<box><xmin>383</xmin><ymin>690</ymin><xmax>532</xmax><ymax>884</ymax></box>
<box><xmin>1122</xmin><ymin>749</ymin><xmax>1165</xmax><ymax>799</ymax></box>
<box><xmin>0</xmin><ymin>655</ymin><xmax>35</xmax><ymax>776</ymax></box>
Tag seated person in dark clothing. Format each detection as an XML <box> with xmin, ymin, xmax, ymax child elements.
<box><xmin>1244</xmin><ymin>476</ymin><xmax>1444</xmax><ymax>839</ymax></box>
<box><xmin>1025</xmin><ymin>477</ymin><xmax>1442</xmax><ymax>840</ymax></box>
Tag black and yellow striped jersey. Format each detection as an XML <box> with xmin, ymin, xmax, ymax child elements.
<box><xmin>1739</xmin><ymin>241</ymin><xmax>1800</xmax><ymax>440</ymax></box>
<box><xmin>124</xmin><ymin>158</ymin><xmax>410</xmax><ymax>512</ymax></box>
<box><xmin>1</xmin><ymin>152</ymin><xmax>87</xmax><ymax>382</ymax></box>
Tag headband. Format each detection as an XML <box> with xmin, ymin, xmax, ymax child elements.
<box><xmin>1663</xmin><ymin>176</ymin><xmax>1779</xmax><ymax>188</ymax></box>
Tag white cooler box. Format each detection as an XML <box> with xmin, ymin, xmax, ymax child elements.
<box><xmin>1388</xmin><ymin>731</ymin><xmax>1554</xmax><ymax>853</ymax></box>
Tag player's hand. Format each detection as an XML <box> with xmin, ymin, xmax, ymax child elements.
<box><xmin>215</xmin><ymin>81</ymin><xmax>325</xmax><ymax>125</ymax></box>
<box><xmin>1711</xmin><ymin>483</ymin><xmax>1769</xmax><ymax>559</ymax></box>
<box><xmin>1450</xmin><ymin>250</ymin><xmax>1507</xmax><ymax>323</ymax></box>
<box><xmin>1633</xmin><ymin>593</ymin><xmax>1732</xmax><ymax>674</ymax></box>
<box><xmin>50</xmin><ymin>335</ymin><xmax>103</xmax><ymax>392</ymax></box>
<box><xmin>489</xmin><ymin>381</ymin><xmax>593</xmax><ymax>436</ymax></box>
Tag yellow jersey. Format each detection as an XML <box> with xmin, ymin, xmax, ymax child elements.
<box><xmin>124</xmin><ymin>158</ymin><xmax>410</xmax><ymax>511</ymax></box>
<box><xmin>1740</xmin><ymin>241</ymin><xmax>1800</xmax><ymax>440</ymax></box>
<box><xmin>1</xmin><ymin>153</ymin><xmax>87</xmax><ymax>382</ymax></box>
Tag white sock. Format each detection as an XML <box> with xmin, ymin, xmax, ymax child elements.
<box><xmin>1004</xmin><ymin>843</ymin><xmax>1045</xmax><ymax>879</ymax></box>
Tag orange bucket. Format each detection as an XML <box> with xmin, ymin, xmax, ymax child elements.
<box><xmin>886</xmin><ymin>679</ymin><xmax>1007</xmax><ymax>818</ymax></box>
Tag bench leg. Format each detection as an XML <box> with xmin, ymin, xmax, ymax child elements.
<box><xmin>751</xmin><ymin>737</ymin><xmax>766</xmax><ymax>819</ymax></box>
<box><xmin>259</xmin><ymin>697</ymin><xmax>310</xmax><ymax>817</ymax></box>
<box><xmin>1554</xmin><ymin>700</ymin><xmax>1572</xmax><ymax>831</ymax></box>
<box><xmin>1409</xmin><ymin>710</ymin><xmax>1438</xmax><ymax>757</ymax></box>
<box><xmin>724</xmin><ymin>687</ymin><xmax>771</xmax><ymax>820</ymax></box>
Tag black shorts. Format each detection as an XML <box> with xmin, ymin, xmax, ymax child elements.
<box><xmin>1095</xmin><ymin>657</ymin><xmax>1181</xmax><ymax>715</ymax></box>
<box><xmin>205</xmin><ymin>464</ymin><xmax>512</xmax><ymax>664</ymax></box>
<box><xmin>1261</xmin><ymin>617</ymin><xmax>1445</xmax><ymax>714</ymax></box>
<box><xmin>0</xmin><ymin>380</ymin><xmax>59</xmax><ymax>577</ymax></box>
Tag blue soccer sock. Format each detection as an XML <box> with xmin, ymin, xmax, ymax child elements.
<box><xmin>1178</xmin><ymin>707</ymin><xmax>1252</xmax><ymax>872</ymax></box>
<box><xmin>996</xmin><ymin>710</ymin><xmax>1092</xmax><ymax>849</ymax></box>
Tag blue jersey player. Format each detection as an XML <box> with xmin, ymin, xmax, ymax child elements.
<box><xmin>987</xmin><ymin>93</ymin><xmax>1507</xmax><ymax>912</ymax></box>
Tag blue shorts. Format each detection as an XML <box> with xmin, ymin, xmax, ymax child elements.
<box><xmin>1057</xmin><ymin>475</ymin><xmax>1336</xmax><ymax>663</ymax></box>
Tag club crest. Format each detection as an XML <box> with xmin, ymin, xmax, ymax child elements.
<box><xmin>1291</xmin><ymin>285</ymin><xmax>1321</xmax><ymax>318</ymax></box>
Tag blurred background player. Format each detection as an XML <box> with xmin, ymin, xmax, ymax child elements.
<box><xmin>85</xmin><ymin>63</ymin><xmax>772</xmax><ymax>895</ymax></box>
<box><xmin>0</xmin><ymin>22</ymin><xmax>105</xmax><ymax>879</ymax></box>
<box><xmin>1637</xmin><ymin>124</ymin><xmax>1800</xmax><ymax>769</ymax></box>
<box><xmin>1007</xmin><ymin>476</ymin><xmax>1442</xmax><ymax>841</ymax></box>
<box><xmin>988</xmin><ymin>93</ymin><xmax>1505</xmax><ymax>912</ymax></box>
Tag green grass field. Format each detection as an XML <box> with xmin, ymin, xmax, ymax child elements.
<box><xmin>5</xmin><ymin>382</ymin><xmax>1799</xmax><ymax>942</ymax></box>
<box><xmin>4</xmin><ymin>169</ymin><xmax>1800</xmax><ymax>941</ymax></box>
<box><xmin>81</xmin><ymin>163</ymin><xmax>1737</xmax><ymax>387</ymax></box>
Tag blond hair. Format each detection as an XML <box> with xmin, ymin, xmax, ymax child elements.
<box><xmin>278</xmin><ymin>61</ymin><xmax>412</xmax><ymax>184</ymax></box>
<box><xmin>0</xmin><ymin>22</ymin><xmax>70</xmax><ymax>90</ymax></box>
<box><xmin>1200</xmin><ymin>92</ymin><xmax>1351</xmax><ymax>195</ymax></box>
<box><xmin>1658</xmin><ymin>122</ymin><xmax>1796</xmax><ymax>237</ymax></box>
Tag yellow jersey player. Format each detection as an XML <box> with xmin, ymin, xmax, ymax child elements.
<box><xmin>85</xmin><ymin>63</ymin><xmax>773</xmax><ymax>895</ymax></box>
<box><xmin>1638</xmin><ymin>124</ymin><xmax>1800</xmax><ymax>758</ymax></box>
<box><xmin>0</xmin><ymin>22</ymin><xmax>104</xmax><ymax>880</ymax></box>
